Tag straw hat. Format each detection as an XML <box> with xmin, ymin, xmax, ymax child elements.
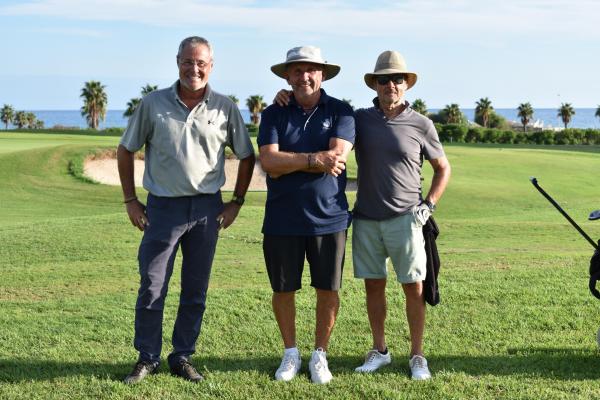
<box><xmin>271</xmin><ymin>46</ymin><xmax>340</xmax><ymax>81</ymax></box>
<box><xmin>364</xmin><ymin>50</ymin><xmax>418</xmax><ymax>90</ymax></box>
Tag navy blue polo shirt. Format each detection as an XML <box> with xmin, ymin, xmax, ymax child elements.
<box><xmin>257</xmin><ymin>89</ymin><xmax>356</xmax><ymax>236</ymax></box>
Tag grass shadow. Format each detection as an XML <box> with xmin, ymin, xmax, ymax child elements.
<box><xmin>1</xmin><ymin>348</ymin><xmax>599</xmax><ymax>383</ymax></box>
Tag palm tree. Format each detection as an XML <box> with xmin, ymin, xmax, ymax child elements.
<box><xmin>443</xmin><ymin>103</ymin><xmax>462</xmax><ymax>124</ymax></box>
<box><xmin>557</xmin><ymin>103</ymin><xmax>575</xmax><ymax>129</ymax></box>
<box><xmin>228</xmin><ymin>95</ymin><xmax>239</xmax><ymax>105</ymax></box>
<box><xmin>141</xmin><ymin>84</ymin><xmax>158</xmax><ymax>97</ymax></box>
<box><xmin>341</xmin><ymin>98</ymin><xmax>355</xmax><ymax>111</ymax></box>
<box><xmin>1</xmin><ymin>104</ymin><xmax>14</xmax><ymax>129</ymax></box>
<box><xmin>124</xmin><ymin>98</ymin><xmax>141</xmax><ymax>118</ymax></box>
<box><xmin>411</xmin><ymin>99</ymin><xmax>427</xmax><ymax>115</ymax></box>
<box><xmin>517</xmin><ymin>102</ymin><xmax>534</xmax><ymax>132</ymax></box>
<box><xmin>124</xmin><ymin>84</ymin><xmax>157</xmax><ymax>118</ymax></box>
<box><xmin>80</xmin><ymin>80</ymin><xmax>107</xmax><ymax>129</ymax></box>
<box><xmin>246</xmin><ymin>95</ymin><xmax>267</xmax><ymax>125</ymax></box>
<box><xmin>34</xmin><ymin>120</ymin><xmax>45</xmax><ymax>129</ymax></box>
<box><xmin>475</xmin><ymin>97</ymin><xmax>493</xmax><ymax>128</ymax></box>
<box><xmin>13</xmin><ymin>111</ymin><xmax>28</xmax><ymax>129</ymax></box>
<box><xmin>25</xmin><ymin>112</ymin><xmax>37</xmax><ymax>129</ymax></box>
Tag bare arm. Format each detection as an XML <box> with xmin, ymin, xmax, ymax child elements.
<box><xmin>218</xmin><ymin>153</ymin><xmax>256</xmax><ymax>229</ymax></box>
<box><xmin>259</xmin><ymin>137</ymin><xmax>352</xmax><ymax>179</ymax></box>
<box><xmin>117</xmin><ymin>144</ymin><xmax>148</xmax><ymax>231</ymax></box>
<box><xmin>425</xmin><ymin>155</ymin><xmax>451</xmax><ymax>205</ymax></box>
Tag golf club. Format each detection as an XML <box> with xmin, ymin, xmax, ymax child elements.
<box><xmin>590</xmin><ymin>210</ymin><xmax>600</xmax><ymax>221</ymax></box>
<box><xmin>529</xmin><ymin>177</ymin><xmax>598</xmax><ymax>250</ymax></box>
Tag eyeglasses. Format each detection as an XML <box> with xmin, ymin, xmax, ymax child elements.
<box><xmin>178</xmin><ymin>59</ymin><xmax>211</xmax><ymax>70</ymax></box>
<box><xmin>376</xmin><ymin>75</ymin><xmax>405</xmax><ymax>85</ymax></box>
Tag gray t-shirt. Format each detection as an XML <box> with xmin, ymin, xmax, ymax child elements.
<box><xmin>353</xmin><ymin>101</ymin><xmax>445</xmax><ymax>220</ymax></box>
<box><xmin>120</xmin><ymin>82</ymin><xmax>254</xmax><ymax>197</ymax></box>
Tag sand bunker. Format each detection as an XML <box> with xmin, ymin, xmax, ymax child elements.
<box><xmin>83</xmin><ymin>158</ymin><xmax>267</xmax><ymax>191</ymax></box>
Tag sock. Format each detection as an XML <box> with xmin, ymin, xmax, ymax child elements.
<box><xmin>284</xmin><ymin>347</ymin><xmax>299</xmax><ymax>356</ymax></box>
<box><xmin>378</xmin><ymin>347</ymin><xmax>388</xmax><ymax>355</ymax></box>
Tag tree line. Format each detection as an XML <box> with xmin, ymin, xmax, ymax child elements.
<box><xmin>411</xmin><ymin>98</ymin><xmax>599</xmax><ymax>131</ymax></box>
<box><xmin>3</xmin><ymin>82</ymin><xmax>600</xmax><ymax>132</ymax></box>
<box><xmin>0</xmin><ymin>105</ymin><xmax>44</xmax><ymax>129</ymax></box>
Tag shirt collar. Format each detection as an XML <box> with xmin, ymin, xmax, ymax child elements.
<box><xmin>372</xmin><ymin>97</ymin><xmax>410</xmax><ymax>115</ymax></box>
<box><xmin>172</xmin><ymin>81</ymin><xmax>213</xmax><ymax>105</ymax></box>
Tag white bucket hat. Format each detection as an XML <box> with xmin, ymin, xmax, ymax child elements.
<box><xmin>271</xmin><ymin>46</ymin><xmax>340</xmax><ymax>81</ymax></box>
<box><xmin>364</xmin><ymin>50</ymin><xmax>418</xmax><ymax>90</ymax></box>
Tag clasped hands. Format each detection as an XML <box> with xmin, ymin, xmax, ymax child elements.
<box><xmin>310</xmin><ymin>150</ymin><xmax>346</xmax><ymax>177</ymax></box>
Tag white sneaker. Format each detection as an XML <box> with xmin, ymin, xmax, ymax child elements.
<box><xmin>409</xmin><ymin>355</ymin><xmax>431</xmax><ymax>380</ymax></box>
<box><xmin>355</xmin><ymin>349</ymin><xmax>392</xmax><ymax>373</ymax></box>
<box><xmin>274</xmin><ymin>351</ymin><xmax>301</xmax><ymax>381</ymax></box>
<box><xmin>309</xmin><ymin>348</ymin><xmax>332</xmax><ymax>384</ymax></box>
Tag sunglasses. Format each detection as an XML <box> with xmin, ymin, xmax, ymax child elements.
<box><xmin>376</xmin><ymin>74</ymin><xmax>405</xmax><ymax>85</ymax></box>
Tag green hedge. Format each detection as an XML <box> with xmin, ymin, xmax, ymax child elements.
<box><xmin>437</xmin><ymin>125</ymin><xmax>600</xmax><ymax>145</ymax></box>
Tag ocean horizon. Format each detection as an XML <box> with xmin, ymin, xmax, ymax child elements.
<box><xmin>3</xmin><ymin>108</ymin><xmax>599</xmax><ymax>130</ymax></box>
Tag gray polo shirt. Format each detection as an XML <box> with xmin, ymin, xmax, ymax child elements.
<box><xmin>353</xmin><ymin>100</ymin><xmax>445</xmax><ymax>220</ymax></box>
<box><xmin>120</xmin><ymin>82</ymin><xmax>254</xmax><ymax>197</ymax></box>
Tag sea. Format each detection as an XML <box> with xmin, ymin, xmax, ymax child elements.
<box><xmin>4</xmin><ymin>108</ymin><xmax>600</xmax><ymax>130</ymax></box>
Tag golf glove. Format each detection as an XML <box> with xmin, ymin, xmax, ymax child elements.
<box><xmin>414</xmin><ymin>202</ymin><xmax>433</xmax><ymax>226</ymax></box>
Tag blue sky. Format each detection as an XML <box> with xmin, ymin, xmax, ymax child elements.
<box><xmin>1</xmin><ymin>0</ymin><xmax>599</xmax><ymax>110</ymax></box>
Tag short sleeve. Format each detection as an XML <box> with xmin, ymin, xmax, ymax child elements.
<box><xmin>422</xmin><ymin>119</ymin><xmax>445</xmax><ymax>160</ymax></box>
<box><xmin>226</xmin><ymin>104</ymin><xmax>254</xmax><ymax>159</ymax></box>
<box><xmin>120</xmin><ymin>98</ymin><xmax>152</xmax><ymax>152</ymax></box>
<box><xmin>331</xmin><ymin>102</ymin><xmax>356</xmax><ymax>145</ymax></box>
<box><xmin>257</xmin><ymin>104</ymin><xmax>281</xmax><ymax>147</ymax></box>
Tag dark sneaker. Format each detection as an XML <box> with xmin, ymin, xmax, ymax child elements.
<box><xmin>170</xmin><ymin>360</ymin><xmax>204</xmax><ymax>383</ymax></box>
<box><xmin>123</xmin><ymin>360</ymin><xmax>159</xmax><ymax>385</ymax></box>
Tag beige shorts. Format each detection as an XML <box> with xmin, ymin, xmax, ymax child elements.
<box><xmin>352</xmin><ymin>210</ymin><xmax>426</xmax><ymax>283</ymax></box>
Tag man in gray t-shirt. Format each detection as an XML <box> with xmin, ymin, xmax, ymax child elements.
<box><xmin>117</xmin><ymin>36</ymin><xmax>255</xmax><ymax>384</ymax></box>
<box><xmin>352</xmin><ymin>51</ymin><xmax>451</xmax><ymax>380</ymax></box>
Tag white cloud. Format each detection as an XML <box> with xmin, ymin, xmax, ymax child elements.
<box><xmin>1</xmin><ymin>0</ymin><xmax>599</xmax><ymax>40</ymax></box>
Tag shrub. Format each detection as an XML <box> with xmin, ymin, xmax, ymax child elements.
<box><xmin>465</xmin><ymin>127</ymin><xmax>483</xmax><ymax>143</ymax></box>
<box><xmin>531</xmin><ymin>130</ymin><xmax>554</xmax><ymax>145</ymax></box>
<box><xmin>483</xmin><ymin>128</ymin><xmax>500</xmax><ymax>143</ymax></box>
<box><xmin>498</xmin><ymin>130</ymin><xmax>515</xmax><ymax>144</ymax></box>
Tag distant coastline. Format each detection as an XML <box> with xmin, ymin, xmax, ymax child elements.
<box><xmin>3</xmin><ymin>108</ymin><xmax>599</xmax><ymax>130</ymax></box>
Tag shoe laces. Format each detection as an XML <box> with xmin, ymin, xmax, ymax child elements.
<box><xmin>133</xmin><ymin>361</ymin><xmax>154</xmax><ymax>374</ymax></box>
<box><xmin>180</xmin><ymin>360</ymin><xmax>196</xmax><ymax>373</ymax></box>
<box><xmin>281</xmin><ymin>352</ymin><xmax>297</xmax><ymax>369</ymax></box>
<box><xmin>411</xmin><ymin>355</ymin><xmax>426</xmax><ymax>369</ymax></box>
<box><xmin>313</xmin><ymin>352</ymin><xmax>328</xmax><ymax>372</ymax></box>
<box><xmin>368</xmin><ymin>350</ymin><xmax>384</xmax><ymax>363</ymax></box>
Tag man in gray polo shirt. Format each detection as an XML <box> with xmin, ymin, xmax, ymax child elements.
<box><xmin>352</xmin><ymin>51</ymin><xmax>451</xmax><ymax>380</ymax></box>
<box><xmin>117</xmin><ymin>36</ymin><xmax>255</xmax><ymax>384</ymax></box>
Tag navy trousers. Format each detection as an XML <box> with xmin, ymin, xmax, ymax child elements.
<box><xmin>134</xmin><ymin>192</ymin><xmax>222</xmax><ymax>367</ymax></box>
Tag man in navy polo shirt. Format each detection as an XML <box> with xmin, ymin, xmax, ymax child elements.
<box><xmin>257</xmin><ymin>46</ymin><xmax>355</xmax><ymax>384</ymax></box>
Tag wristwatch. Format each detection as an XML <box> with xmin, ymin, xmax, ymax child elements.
<box><xmin>423</xmin><ymin>200</ymin><xmax>436</xmax><ymax>212</ymax></box>
<box><xmin>231</xmin><ymin>194</ymin><xmax>245</xmax><ymax>206</ymax></box>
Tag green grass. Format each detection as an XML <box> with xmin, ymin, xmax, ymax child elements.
<box><xmin>1</xmin><ymin>132</ymin><xmax>600</xmax><ymax>399</ymax></box>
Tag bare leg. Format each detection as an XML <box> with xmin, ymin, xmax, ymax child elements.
<box><xmin>364</xmin><ymin>278</ymin><xmax>387</xmax><ymax>351</ymax></box>
<box><xmin>314</xmin><ymin>289</ymin><xmax>339</xmax><ymax>350</ymax></box>
<box><xmin>402</xmin><ymin>281</ymin><xmax>426</xmax><ymax>356</ymax></box>
<box><xmin>272</xmin><ymin>291</ymin><xmax>296</xmax><ymax>349</ymax></box>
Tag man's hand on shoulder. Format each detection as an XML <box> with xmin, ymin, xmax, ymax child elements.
<box><xmin>274</xmin><ymin>90</ymin><xmax>292</xmax><ymax>107</ymax></box>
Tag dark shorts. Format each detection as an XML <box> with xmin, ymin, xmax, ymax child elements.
<box><xmin>263</xmin><ymin>231</ymin><xmax>347</xmax><ymax>292</ymax></box>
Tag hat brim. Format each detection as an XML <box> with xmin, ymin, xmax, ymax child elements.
<box><xmin>364</xmin><ymin>70</ymin><xmax>417</xmax><ymax>90</ymax></box>
<box><xmin>271</xmin><ymin>61</ymin><xmax>340</xmax><ymax>81</ymax></box>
